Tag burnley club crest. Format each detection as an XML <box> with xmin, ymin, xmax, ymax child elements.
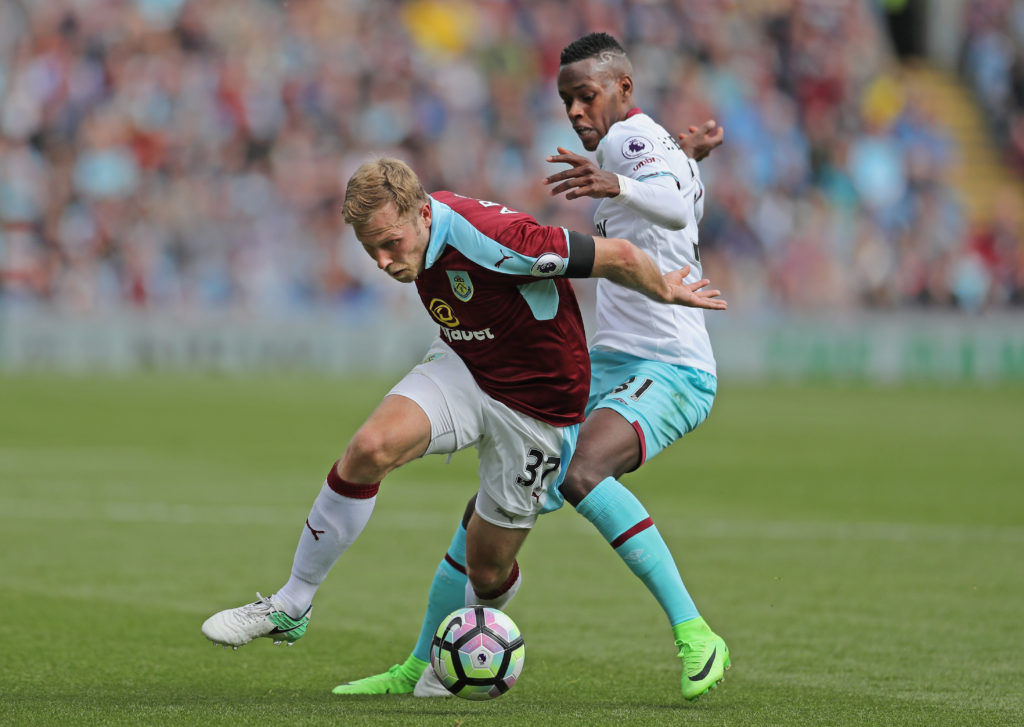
<box><xmin>447</xmin><ymin>270</ymin><xmax>474</xmax><ymax>302</ymax></box>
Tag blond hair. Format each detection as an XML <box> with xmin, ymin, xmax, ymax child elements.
<box><xmin>342</xmin><ymin>157</ymin><xmax>429</xmax><ymax>231</ymax></box>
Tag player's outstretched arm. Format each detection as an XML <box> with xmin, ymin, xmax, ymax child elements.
<box><xmin>543</xmin><ymin>147</ymin><xmax>620</xmax><ymax>200</ymax></box>
<box><xmin>544</xmin><ymin>146</ymin><xmax>689</xmax><ymax>230</ymax></box>
<box><xmin>678</xmin><ymin>120</ymin><xmax>723</xmax><ymax>161</ymax></box>
<box><xmin>591</xmin><ymin>236</ymin><xmax>727</xmax><ymax>310</ymax></box>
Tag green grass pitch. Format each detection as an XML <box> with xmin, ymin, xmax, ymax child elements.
<box><xmin>1</xmin><ymin>374</ymin><xmax>1022</xmax><ymax>726</ymax></box>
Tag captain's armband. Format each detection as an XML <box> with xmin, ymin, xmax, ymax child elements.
<box><xmin>564</xmin><ymin>231</ymin><xmax>595</xmax><ymax>278</ymax></box>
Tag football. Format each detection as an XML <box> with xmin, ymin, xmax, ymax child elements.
<box><xmin>429</xmin><ymin>606</ymin><xmax>525</xmax><ymax>700</ymax></box>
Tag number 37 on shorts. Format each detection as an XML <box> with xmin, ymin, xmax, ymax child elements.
<box><xmin>515</xmin><ymin>448</ymin><xmax>561</xmax><ymax>491</ymax></box>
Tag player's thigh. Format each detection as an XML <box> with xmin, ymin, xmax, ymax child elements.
<box><xmin>386</xmin><ymin>338</ymin><xmax>488</xmax><ymax>457</ymax></box>
<box><xmin>569</xmin><ymin>407</ymin><xmax>643</xmax><ymax>483</ymax></box>
<box><xmin>474</xmin><ymin>399</ymin><xmax>578</xmax><ymax>528</ymax></box>
<box><xmin>588</xmin><ymin>350</ymin><xmax>716</xmax><ymax>467</ymax></box>
<box><xmin>340</xmin><ymin>394</ymin><xmax>433</xmax><ymax>482</ymax></box>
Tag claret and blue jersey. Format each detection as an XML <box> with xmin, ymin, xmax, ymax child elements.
<box><xmin>414</xmin><ymin>191</ymin><xmax>594</xmax><ymax>427</ymax></box>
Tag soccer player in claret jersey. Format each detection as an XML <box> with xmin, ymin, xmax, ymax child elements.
<box><xmin>332</xmin><ymin>33</ymin><xmax>731</xmax><ymax>701</ymax></box>
<box><xmin>200</xmin><ymin>159</ymin><xmax>727</xmax><ymax>682</ymax></box>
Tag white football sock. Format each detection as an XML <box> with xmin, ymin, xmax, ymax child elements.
<box><xmin>275</xmin><ymin>480</ymin><xmax>377</xmax><ymax>618</ymax></box>
<box><xmin>465</xmin><ymin>561</ymin><xmax>521</xmax><ymax>610</ymax></box>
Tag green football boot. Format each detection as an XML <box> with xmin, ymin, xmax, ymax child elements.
<box><xmin>332</xmin><ymin>656</ymin><xmax>428</xmax><ymax>695</ymax></box>
<box><xmin>673</xmin><ymin>617</ymin><xmax>731</xmax><ymax>701</ymax></box>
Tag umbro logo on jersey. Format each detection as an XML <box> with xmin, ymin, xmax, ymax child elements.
<box><xmin>447</xmin><ymin>270</ymin><xmax>474</xmax><ymax>301</ymax></box>
<box><xmin>631</xmin><ymin>156</ymin><xmax>657</xmax><ymax>172</ymax></box>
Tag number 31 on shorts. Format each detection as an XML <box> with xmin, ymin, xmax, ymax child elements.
<box><xmin>612</xmin><ymin>376</ymin><xmax>653</xmax><ymax>400</ymax></box>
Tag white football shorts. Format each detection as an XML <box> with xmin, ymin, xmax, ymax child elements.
<box><xmin>387</xmin><ymin>338</ymin><xmax>578</xmax><ymax>529</ymax></box>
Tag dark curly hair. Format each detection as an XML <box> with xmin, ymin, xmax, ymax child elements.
<box><xmin>560</xmin><ymin>32</ymin><xmax>628</xmax><ymax>66</ymax></box>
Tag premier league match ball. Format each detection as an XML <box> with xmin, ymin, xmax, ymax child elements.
<box><xmin>429</xmin><ymin>606</ymin><xmax>525</xmax><ymax>700</ymax></box>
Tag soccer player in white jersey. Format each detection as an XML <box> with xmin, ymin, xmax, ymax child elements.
<box><xmin>331</xmin><ymin>33</ymin><xmax>731</xmax><ymax>702</ymax></box>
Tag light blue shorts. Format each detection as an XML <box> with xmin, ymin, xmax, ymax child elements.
<box><xmin>587</xmin><ymin>348</ymin><xmax>717</xmax><ymax>468</ymax></box>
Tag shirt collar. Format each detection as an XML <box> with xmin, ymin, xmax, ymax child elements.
<box><xmin>424</xmin><ymin>196</ymin><xmax>453</xmax><ymax>270</ymax></box>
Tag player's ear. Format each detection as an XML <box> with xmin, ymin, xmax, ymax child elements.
<box><xmin>419</xmin><ymin>200</ymin><xmax>432</xmax><ymax>227</ymax></box>
<box><xmin>619</xmin><ymin>73</ymin><xmax>633</xmax><ymax>100</ymax></box>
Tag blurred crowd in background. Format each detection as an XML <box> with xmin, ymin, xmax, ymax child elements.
<box><xmin>1</xmin><ymin>0</ymin><xmax>1022</xmax><ymax>318</ymax></box>
<box><xmin>964</xmin><ymin>0</ymin><xmax>1024</xmax><ymax>177</ymax></box>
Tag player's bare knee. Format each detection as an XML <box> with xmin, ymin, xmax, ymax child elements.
<box><xmin>342</xmin><ymin>427</ymin><xmax>397</xmax><ymax>479</ymax></box>
<box><xmin>559</xmin><ymin>460</ymin><xmax>605</xmax><ymax>507</ymax></box>
<box><xmin>466</xmin><ymin>563</ymin><xmax>504</xmax><ymax>595</ymax></box>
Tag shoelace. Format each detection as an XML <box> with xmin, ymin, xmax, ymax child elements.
<box><xmin>236</xmin><ymin>592</ymin><xmax>276</xmax><ymax>622</ymax></box>
<box><xmin>677</xmin><ymin>640</ymin><xmax>710</xmax><ymax>669</ymax></box>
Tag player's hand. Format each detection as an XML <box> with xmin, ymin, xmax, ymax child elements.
<box><xmin>544</xmin><ymin>147</ymin><xmax>621</xmax><ymax>200</ymax></box>
<box><xmin>663</xmin><ymin>265</ymin><xmax>727</xmax><ymax>310</ymax></box>
<box><xmin>678</xmin><ymin>120</ymin><xmax>723</xmax><ymax>161</ymax></box>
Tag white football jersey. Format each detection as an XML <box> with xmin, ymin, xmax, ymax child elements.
<box><xmin>591</xmin><ymin>111</ymin><xmax>716</xmax><ymax>375</ymax></box>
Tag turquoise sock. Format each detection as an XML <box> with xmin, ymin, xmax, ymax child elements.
<box><xmin>411</xmin><ymin>522</ymin><xmax>469</xmax><ymax>663</ymax></box>
<box><xmin>575</xmin><ymin>477</ymin><xmax>699</xmax><ymax>625</ymax></box>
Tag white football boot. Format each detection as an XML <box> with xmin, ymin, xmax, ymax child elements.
<box><xmin>413</xmin><ymin>665</ymin><xmax>453</xmax><ymax>698</ymax></box>
<box><xmin>201</xmin><ymin>593</ymin><xmax>311</xmax><ymax>648</ymax></box>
